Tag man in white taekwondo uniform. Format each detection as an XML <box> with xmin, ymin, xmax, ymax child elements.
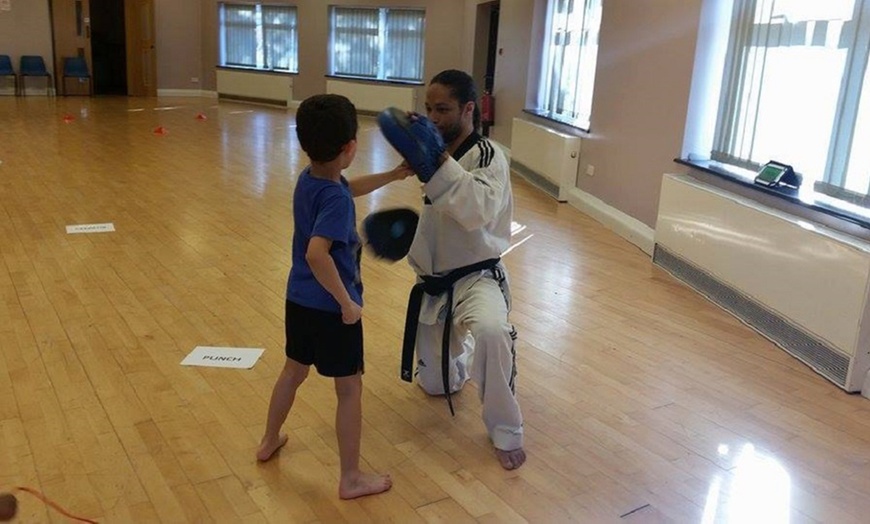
<box><xmin>379</xmin><ymin>69</ymin><xmax>525</xmax><ymax>470</ymax></box>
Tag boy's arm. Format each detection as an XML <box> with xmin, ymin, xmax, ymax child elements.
<box><xmin>348</xmin><ymin>163</ymin><xmax>414</xmax><ymax>197</ymax></box>
<box><xmin>306</xmin><ymin>236</ymin><xmax>361</xmax><ymax>324</ymax></box>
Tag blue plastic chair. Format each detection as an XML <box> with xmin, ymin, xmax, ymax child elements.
<box><xmin>19</xmin><ymin>55</ymin><xmax>52</xmax><ymax>96</ymax></box>
<box><xmin>0</xmin><ymin>55</ymin><xmax>16</xmax><ymax>95</ymax></box>
<box><xmin>62</xmin><ymin>56</ymin><xmax>92</xmax><ymax>96</ymax></box>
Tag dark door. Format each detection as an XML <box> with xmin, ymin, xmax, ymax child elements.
<box><xmin>90</xmin><ymin>0</ymin><xmax>127</xmax><ymax>95</ymax></box>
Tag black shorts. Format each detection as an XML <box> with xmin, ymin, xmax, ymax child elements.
<box><xmin>285</xmin><ymin>300</ymin><xmax>364</xmax><ymax>377</ymax></box>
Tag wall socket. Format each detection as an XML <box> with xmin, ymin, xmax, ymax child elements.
<box><xmin>585</xmin><ymin>164</ymin><xmax>595</xmax><ymax>177</ymax></box>
<box><xmin>191</xmin><ymin>77</ymin><xmax>200</xmax><ymax>84</ymax></box>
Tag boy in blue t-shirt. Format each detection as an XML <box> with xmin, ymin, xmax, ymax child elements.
<box><xmin>257</xmin><ymin>94</ymin><xmax>411</xmax><ymax>499</ymax></box>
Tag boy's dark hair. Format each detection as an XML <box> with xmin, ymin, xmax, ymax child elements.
<box><xmin>430</xmin><ymin>69</ymin><xmax>481</xmax><ymax>130</ymax></box>
<box><xmin>295</xmin><ymin>94</ymin><xmax>358</xmax><ymax>162</ymax></box>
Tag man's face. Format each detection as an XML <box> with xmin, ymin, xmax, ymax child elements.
<box><xmin>425</xmin><ymin>83</ymin><xmax>471</xmax><ymax>146</ymax></box>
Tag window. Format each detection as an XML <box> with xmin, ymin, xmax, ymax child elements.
<box><xmin>329</xmin><ymin>7</ymin><xmax>425</xmax><ymax>83</ymax></box>
<box><xmin>713</xmin><ymin>0</ymin><xmax>870</xmax><ymax>205</ymax></box>
<box><xmin>536</xmin><ymin>0</ymin><xmax>603</xmax><ymax>130</ymax></box>
<box><xmin>219</xmin><ymin>3</ymin><xmax>298</xmax><ymax>73</ymax></box>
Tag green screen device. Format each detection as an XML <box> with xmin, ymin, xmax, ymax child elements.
<box><xmin>754</xmin><ymin>161</ymin><xmax>800</xmax><ymax>189</ymax></box>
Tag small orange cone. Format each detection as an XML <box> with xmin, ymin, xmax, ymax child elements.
<box><xmin>62</xmin><ymin>114</ymin><xmax>75</xmax><ymax>124</ymax></box>
<box><xmin>195</xmin><ymin>112</ymin><xmax>208</xmax><ymax>121</ymax></box>
<box><xmin>153</xmin><ymin>126</ymin><xmax>168</xmax><ymax>136</ymax></box>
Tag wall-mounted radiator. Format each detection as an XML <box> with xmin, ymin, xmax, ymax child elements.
<box><xmin>510</xmin><ymin>117</ymin><xmax>581</xmax><ymax>202</ymax></box>
<box><xmin>326</xmin><ymin>79</ymin><xmax>416</xmax><ymax>114</ymax></box>
<box><xmin>216</xmin><ymin>69</ymin><xmax>293</xmax><ymax>107</ymax></box>
<box><xmin>654</xmin><ymin>173</ymin><xmax>870</xmax><ymax>393</ymax></box>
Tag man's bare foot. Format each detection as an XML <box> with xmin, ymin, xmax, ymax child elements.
<box><xmin>256</xmin><ymin>433</ymin><xmax>288</xmax><ymax>462</ymax></box>
<box><xmin>339</xmin><ymin>471</ymin><xmax>392</xmax><ymax>500</ymax></box>
<box><xmin>496</xmin><ymin>447</ymin><xmax>526</xmax><ymax>470</ymax></box>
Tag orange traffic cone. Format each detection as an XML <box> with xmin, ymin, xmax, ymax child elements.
<box><xmin>62</xmin><ymin>114</ymin><xmax>75</xmax><ymax>124</ymax></box>
<box><xmin>153</xmin><ymin>126</ymin><xmax>168</xmax><ymax>136</ymax></box>
<box><xmin>195</xmin><ymin>112</ymin><xmax>208</xmax><ymax>121</ymax></box>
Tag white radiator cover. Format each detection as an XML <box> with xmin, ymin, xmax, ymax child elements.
<box><xmin>326</xmin><ymin>79</ymin><xmax>416</xmax><ymax>113</ymax></box>
<box><xmin>654</xmin><ymin>173</ymin><xmax>870</xmax><ymax>392</ymax></box>
<box><xmin>510</xmin><ymin>118</ymin><xmax>581</xmax><ymax>201</ymax></box>
<box><xmin>216</xmin><ymin>69</ymin><xmax>293</xmax><ymax>107</ymax></box>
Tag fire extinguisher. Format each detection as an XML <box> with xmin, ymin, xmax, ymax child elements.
<box><xmin>481</xmin><ymin>90</ymin><xmax>495</xmax><ymax>126</ymax></box>
<box><xmin>481</xmin><ymin>90</ymin><xmax>495</xmax><ymax>137</ymax></box>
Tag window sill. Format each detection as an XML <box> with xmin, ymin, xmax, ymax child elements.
<box><xmin>523</xmin><ymin>108</ymin><xmax>590</xmax><ymax>133</ymax></box>
<box><xmin>325</xmin><ymin>74</ymin><xmax>424</xmax><ymax>87</ymax></box>
<box><xmin>217</xmin><ymin>65</ymin><xmax>296</xmax><ymax>75</ymax></box>
<box><xmin>675</xmin><ymin>158</ymin><xmax>870</xmax><ymax>231</ymax></box>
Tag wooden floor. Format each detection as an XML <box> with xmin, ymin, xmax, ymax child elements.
<box><xmin>2</xmin><ymin>96</ymin><xmax>870</xmax><ymax>523</ymax></box>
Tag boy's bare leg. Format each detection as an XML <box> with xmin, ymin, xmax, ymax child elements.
<box><xmin>334</xmin><ymin>373</ymin><xmax>392</xmax><ymax>499</ymax></box>
<box><xmin>257</xmin><ymin>358</ymin><xmax>309</xmax><ymax>462</ymax></box>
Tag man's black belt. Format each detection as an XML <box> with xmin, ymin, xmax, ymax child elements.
<box><xmin>401</xmin><ymin>257</ymin><xmax>501</xmax><ymax>416</ymax></box>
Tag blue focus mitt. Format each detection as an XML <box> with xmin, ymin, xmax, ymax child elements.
<box><xmin>377</xmin><ymin>108</ymin><xmax>446</xmax><ymax>183</ymax></box>
<box><xmin>362</xmin><ymin>208</ymin><xmax>419</xmax><ymax>262</ymax></box>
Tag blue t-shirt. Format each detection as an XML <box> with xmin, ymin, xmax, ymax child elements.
<box><xmin>286</xmin><ymin>168</ymin><xmax>362</xmax><ymax>312</ymax></box>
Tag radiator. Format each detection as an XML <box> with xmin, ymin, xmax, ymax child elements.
<box><xmin>510</xmin><ymin>118</ymin><xmax>581</xmax><ymax>202</ymax></box>
<box><xmin>216</xmin><ymin>69</ymin><xmax>293</xmax><ymax>107</ymax></box>
<box><xmin>326</xmin><ymin>79</ymin><xmax>416</xmax><ymax>114</ymax></box>
<box><xmin>654</xmin><ymin>173</ymin><xmax>870</xmax><ymax>393</ymax></box>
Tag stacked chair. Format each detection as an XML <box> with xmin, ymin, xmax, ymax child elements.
<box><xmin>19</xmin><ymin>55</ymin><xmax>52</xmax><ymax>96</ymax></box>
<box><xmin>62</xmin><ymin>56</ymin><xmax>92</xmax><ymax>96</ymax></box>
<box><xmin>0</xmin><ymin>55</ymin><xmax>17</xmax><ymax>95</ymax></box>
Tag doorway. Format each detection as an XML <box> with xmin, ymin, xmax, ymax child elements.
<box><xmin>50</xmin><ymin>0</ymin><xmax>156</xmax><ymax>97</ymax></box>
<box><xmin>472</xmin><ymin>1</ymin><xmax>500</xmax><ymax>135</ymax></box>
<box><xmin>90</xmin><ymin>0</ymin><xmax>127</xmax><ymax>95</ymax></box>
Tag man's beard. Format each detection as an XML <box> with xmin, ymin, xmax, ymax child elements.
<box><xmin>440</xmin><ymin>121</ymin><xmax>463</xmax><ymax>145</ymax></box>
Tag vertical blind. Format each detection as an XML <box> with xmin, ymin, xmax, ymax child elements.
<box><xmin>539</xmin><ymin>0</ymin><xmax>602</xmax><ymax>130</ymax></box>
<box><xmin>220</xmin><ymin>3</ymin><xmax>298</xmax><ymax>72</ymax></box>
<box><xmin>330</xmin><ymin>7</ymin><xmax>425</xmax><ymax>82</ymax></box>
<box><xmin>713</xmin><ymin>0</ymin><xmax>870</xmax><ymax>202</ymax></box>
<box><xmin>385</xmin><ymin>9</ymin><xmax>425</xmax><ymax>82</ymax></box>
<box><xmin>223</xmin><ymin>4</ymin><xmax>258</xmax><ymax>68</ymax></box>
<box><xmin>262</xmin><ymin>5</ymin><xmax>299</xmax><ymax>72</ymax></box>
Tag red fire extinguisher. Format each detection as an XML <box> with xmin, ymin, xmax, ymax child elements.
<box><xmin>481</xmin><ymin>90</ymin><xmax>495</xmax><ymax>136</ymax></box>
<box><xmin>481</xmin><ymin>90</ymin><xmax>495</xmax><ymax>126</ymax></box>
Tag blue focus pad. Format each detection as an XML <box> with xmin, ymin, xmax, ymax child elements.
<box><xmin>362</xmin><ymin>208</ymin><xmax>419</xmax><ymax>262</ymax></box>
<box><xmin>377</xmin><ymin>107</ymin><xmax>446</xmax><ymax>183</ymax></box>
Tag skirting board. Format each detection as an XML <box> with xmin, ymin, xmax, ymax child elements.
<box><xmin>566</xmin><ymin>186</ymin><xmax>655</xmax><ymax>255</ymax></box>
<box><xmin>157</xmin><ymin>89</ymin><xmax>218</xmax><ymax>98</ymax></box>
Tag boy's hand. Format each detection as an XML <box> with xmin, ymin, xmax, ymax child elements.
<box><xmin>392</xmin><ymin>162</ymin><xmax>415</xmax><ymax>181</ymax></box>
<box><xmin>341</xmin><ymin>300</ymin><xmax>362</xmax><ymax>325</ymax></box>
<box><xmin>377</xmin><ymin>107</ymin><xmax>446</xmax><ymax>183</ymax></box>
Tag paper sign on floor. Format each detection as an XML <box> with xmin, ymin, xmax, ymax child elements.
<box><xmin>181</xmin><ymin>346</ymin><xmax>264</xmax><ymax>369</ymax></box>
<box><xmin>66</xmin><ymin>223</ymin><xmax>115</xmax><ymax>234</ymax></box>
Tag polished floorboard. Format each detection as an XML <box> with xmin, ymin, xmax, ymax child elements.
<box><xmin>1</xmin><ymin>96</ymin><xmax>870</xmax><ymax>523</ymax></box>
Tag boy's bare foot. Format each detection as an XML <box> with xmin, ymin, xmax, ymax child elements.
<box><xmin>339</xmin><ymin>472</ymin><xmax>392</xmax><ymax>500</ymax></box>
<box><xmin>496</xmin><ymin>447</ymin><xmax>526</xmax><ymax>470</ymax></box>
<box><xmin>256</xmin><ymin>433</ymin><xmax>288</xmax><ymax>462</ymax></box>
